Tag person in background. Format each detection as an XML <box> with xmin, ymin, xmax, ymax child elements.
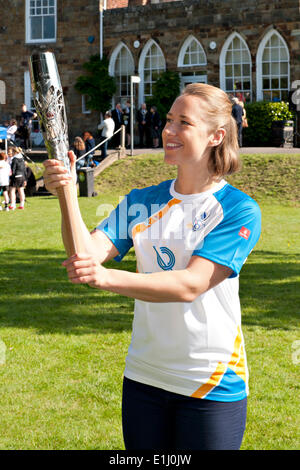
<box><xmin>240</xmin><ymin>100</ymin><xmax>248</xmax><ymax>130</ymax></box>
<box><xmin>20</xmin><ymin>104</ymin><xmax>37</xmax><ymax>151</ymax></box>
<box><xmin>7</xmin><ymin>146</ymin><xmax>14</xmax><ymax>166</ymax></box>
<box><xmin>150</xmin><ymin>105</ymin><xmax>162</xmax><ymax>148</ymax></box>
<box><xmin>0</xmin><ymin>152</ymin><xmax>11</xmax><ymax>211</ymax></box>
<box><xmin>24</xmin><ymin>162</ymin><xmax>37</xmax><ymax>197</ymax></box>
<box><xmin>9</xmin><ymin>147</ymin><xmax>26</xmax><ymax>210</ymax></box>
<box><xmin>7</xmin><ymin>119</ymin><xmax>18</xmax><ymax>142</ymax></box>
<box><xmin>137</xmin><ymin>103</ymin><xmax>151</xmax><ymax>148</ymax></box>
<box><xmin>231</xmin><ymin>97</ymin><xmax>243</xmax><ymax>147</ymax></box>
<box><xmin>97</xmin><ymin>111</ymin><xmax>115</xmax><ymax>161</ymax></box>
<box><xmin>111</xmin><ymin>103</ymin><xmax>124</xmax><ymax>148</ymax></box>
<box><xmin>83</xmin><ymin>131</ymin><xmax>96</xmax><ymax>167</ymax></box>
<box><xmin>73</xmin><ymin>136</ymin><xmax>87</xmax><ymax>171</ymax></box>
<box><xmin>122</xmin><ymin>101</ymin><xmax>131</xmax><ymax>149</ymax></box>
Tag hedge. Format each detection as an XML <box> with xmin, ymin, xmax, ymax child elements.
<box><xmin>243</xmin><ymin>101</ymin><xmax>294</xmax><ymax>146</ymax></box>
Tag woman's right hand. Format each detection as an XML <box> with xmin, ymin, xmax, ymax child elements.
<box><xmin>43</xmin><ymin>151</ymin><xmax>76</xmax><ymax>195</ymax></box>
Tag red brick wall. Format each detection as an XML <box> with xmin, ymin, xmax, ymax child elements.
<box><xmin>107</xmin><ymin>0</ymin><xmax>129</xmax><ymax>9</ymax></box>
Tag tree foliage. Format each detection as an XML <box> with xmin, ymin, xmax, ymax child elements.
<box><xmin>74</xmin><ymin>55</ymin><xmax>116</xmax><ymax>114</ymax></box>
<box><xmin>146</xmin><ymin>70</ymin><xmax>180</xmax><ymax>125</ymax></box>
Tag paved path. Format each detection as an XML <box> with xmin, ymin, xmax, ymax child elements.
<box><xmin>126</xmin><ymin>146</ymin><xmax>300</xmax><ymax>156</ymax></box>
<box><xmin>28</xmin><ymin>145</ymin><xmax>300</xmax><ymax>162</ymax></box>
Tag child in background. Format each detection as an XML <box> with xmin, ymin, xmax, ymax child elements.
<box><xmin>7</xmin><ymin>119</ymin><xmax>18</xmax><ymax>142</ymax></box>
<box><xmin>0</xmin><ymin>152</ymin><xmax>11</xmax><ymax>211</ymax></box>
<box><xmin>7</xmin><ymin>146</ymin><xmax>14</xmax><ymax>166</ymax></box>
<box><xmin>9</xmin><ymin>147</ymin><xmax>26</xmax><ymax>210</ymax></box>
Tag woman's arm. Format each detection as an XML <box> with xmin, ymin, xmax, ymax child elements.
<box><xmin>62</xmin><ymin>253</ymin><xmax>233</xmax><ymax>303</ymax></box>
<box><xmin>43</xmin><ymin>153</ymin><xmax>119</xmax><ymax>263</ymax></box>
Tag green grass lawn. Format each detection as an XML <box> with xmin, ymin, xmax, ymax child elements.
<box><xmin>0</xmin><ymin>153</ymin><xmax>299</xmax><ymax>450</ymax></box>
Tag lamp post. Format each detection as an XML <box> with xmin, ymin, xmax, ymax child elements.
<box><xmin>130</xmin><ymin>75</ymin><xmax>141</xmax><ymax>156</ymax></box>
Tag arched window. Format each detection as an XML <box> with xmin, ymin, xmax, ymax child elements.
<box><xmin>178</xmin><ymin>35</ymin><xmax>207</xmax><ymax>67</ymax></box>
<box><xmin>138</xmin><ymin>40</ymin><xmax>166</xmax><ymax>103</ymax></box>
<box><xmin>109</xmin><ymin>43</ymin><xmax>135</xmax><ymax>104</ymax></box>
<box><xmin>220</xmin><ymin>32</ymin><xmax>252</xmax><ymax>102</ymax></box>
<box><xmin>256</xmin><ymin>29</ymin><xmax>290</xmax><ymax>102</ymax></box>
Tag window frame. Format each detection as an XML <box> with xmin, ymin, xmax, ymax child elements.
<box><xmin>25</xmin><ymin>0</ymin><xmax>57</xmax><ymax>44</ymax></box>
<box><xmin>256</xmin><ymin>29</ymin><xmax>290</xmax><ymax>102</ymax></box>
<box><xmin>219</xmin><ymin>32</ymin><xmax>252</xmax><ymax>102</ymax></box>
<box><xmin>138</xmin><ymin>39</ymin><xmax>166</xmax><ymax>105</ymax></box>
<box><xmin>109</xmin><ymin>42</ymin><xmax>135</xmax><ymax>107</ymax></box>
<box><xmin>177</xmin><ymin>35</ymin><xmax>207</xmax><ymax>68</ymax></box>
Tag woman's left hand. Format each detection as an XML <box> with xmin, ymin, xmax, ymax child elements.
<box><xmin>62</xmin><ymin>253</ymin><xmax>107</xmax><ymax>289</ymax></box>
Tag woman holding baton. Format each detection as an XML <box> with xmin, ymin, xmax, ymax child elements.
<box><xmin>43</xmin><ymin>83</ymin><xmax>261</xmax><ymax>450</ymax></box>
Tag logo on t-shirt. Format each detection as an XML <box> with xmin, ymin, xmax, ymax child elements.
<box><xmin>239</xmin><ymin>226</ymin><xmax>251</xmax><ymax>240</ymax></box>
<box><xmin>153</xmin><ymin>246</ymin><xmax>175</xmax><ymax>271</ymax></box>
<box><xmin>192</xmin><ymin>211</ymin><xmax>209</xmax><ymax>231</ymax></box>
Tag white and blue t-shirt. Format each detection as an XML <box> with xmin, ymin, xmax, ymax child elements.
<box><xmin>97</xmin><ymin>179</ymin><xmax>261</xmax><ymax>402</ymax></box>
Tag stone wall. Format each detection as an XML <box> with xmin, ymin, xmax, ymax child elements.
<box><xmin>0</xmin><ymin>0</ymin><xmax>101</xmax><ymax>138</ymax></box>
<box><xmin>104</xmin><ymin>0</ymin><xmax>300</xmax><ymax>87</ymax></box>
<box><xmin>0</xmin><ymin>0</ymin><xmax>299</xmax><ymax>140</ymax></box>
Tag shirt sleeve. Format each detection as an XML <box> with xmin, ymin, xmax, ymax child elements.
<box><xmin>192</xmin><ymin>199</ymin><xmax>261</xmax><ymax>278</ymax></box>
<box><xmin>96</xmin><ymin>192</ymin><xmax>134</xmax><ymax>262</ymax></box>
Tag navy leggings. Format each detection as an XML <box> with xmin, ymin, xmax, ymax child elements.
<box><xmin>122</xmin><ymin>377</ymin><xmax>247</xmax><ymax>451</ymax></box>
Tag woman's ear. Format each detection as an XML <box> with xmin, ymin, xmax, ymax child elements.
<box><xmin>208</xmin><ymin>128</ymin><xmax>226</xmax><ymax>147</ymax></box>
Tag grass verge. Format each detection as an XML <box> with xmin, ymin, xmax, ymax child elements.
<box><xmin>0</xmin><ymin>152</ymin><xmax>299</xmax><ymax>449</ymax></box>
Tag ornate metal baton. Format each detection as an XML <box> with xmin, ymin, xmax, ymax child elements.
<box><xmin>29</xmin><ymin>52</ymin><xmax>85</xmax><ymax>256</ymax></box>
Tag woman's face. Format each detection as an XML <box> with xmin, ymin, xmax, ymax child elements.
<box><xmin>162</xmin><ymin>94</ymin><xmax>214</xmax><ymax>168</ymax></box>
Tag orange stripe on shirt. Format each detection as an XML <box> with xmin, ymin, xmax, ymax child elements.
<box><xmin>132</xmin><ymin>198</ymin><xmax>182</xmax><ymax>240</ymax></box>
<box><xmin>228</xmin><ymin>326</ymin><xmax>247</xmax><ymax>383</ymax></box>
<box><xmin>191</xmin><ymin>326</ymin><xmax>246</xmax><ymax>399</ymax></box>
<box><xmin>191</xmin><ymin>362</ymin><xmax>227</xmax><ymax>399</ymax></box>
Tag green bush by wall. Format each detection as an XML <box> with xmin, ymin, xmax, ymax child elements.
<box><xmin>243</xmin><ymin>101</ymin><xmax>294</xmax><ymax>146</ymax></box>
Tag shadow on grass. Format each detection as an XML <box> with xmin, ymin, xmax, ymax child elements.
<box><xmin>0</xmin><ymin>249</ymin><xmax>299</xmax><ymax>335</ymax></box>
<box><xmin>0</xmin><ymin>249</ymin><xmax>135</xmax><ymax>335</ymax></box>
<box><xmin>240</xmin><ymin>251</ymin><xmax>300</xmax><ymax>330</ymax></box>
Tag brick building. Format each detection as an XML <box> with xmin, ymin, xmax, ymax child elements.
<box><xmin>0</xmin><ymin>0</ymin><xmax>299</xmax><ymax>143</ymax></box>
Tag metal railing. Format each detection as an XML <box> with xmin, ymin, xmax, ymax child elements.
<box><xmin>75</xmin><ymin>125</ymin><xmax>125</xmax><ymax>165</ymax></box>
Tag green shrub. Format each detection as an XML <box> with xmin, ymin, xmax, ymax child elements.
<box><xmin>145</xmin><ymin>70</ymin><xmax>180</xmax><ymax>126</ymax></box>
<box><xmin>243</xmin><ymin>101</ymin><xmax>294</xmax><ymax>146</ymax></box>
<box><xmin>74</xmin><ymin>55</ymin><xmax>116</xmax><ymax>114</ymax></box>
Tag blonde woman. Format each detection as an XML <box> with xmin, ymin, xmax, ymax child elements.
<box><xmin>43</xmin><ymin>84</ymin><xmax>261</xmax><ymax>450</ymax></box>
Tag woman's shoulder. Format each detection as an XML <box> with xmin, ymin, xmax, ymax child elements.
<box><xmin>215</xmin><ymin>182</ymin><xmax>261</xmax><ymax>216</ymax></box>
<box><xmin>127</xmin><ymin>179</ymin><xmax>174</xmax><ymax>203</ymax></box>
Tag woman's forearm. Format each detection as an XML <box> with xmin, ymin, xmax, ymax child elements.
<box><xmin>60</xmin><ymin>183</ymin><xmax>93</xmax><ymax>257</ymax></box>
<box><xmin>63</xmin><ymin>250</ymin><xmax>231</xmax><ymax>302</ymax></box>
<box><xmin>60</xmin><ymin>184</ymin><xmax>119</xmax><ymax>264</ymax></box>
<box><xmin>101</xmin><ymin>267</ymin><xmax>202</xmax><ymax>303</ymax></box>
